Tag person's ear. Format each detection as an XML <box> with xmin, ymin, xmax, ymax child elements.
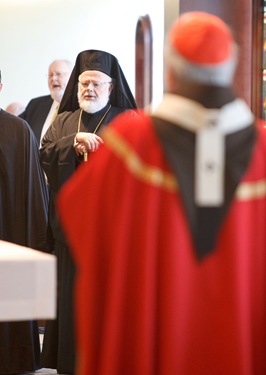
<box><xmin>164</xmin><ymin>66</ymin><xmax>175</xmax><ymax>91</ymax></box>
<box><xmin>108</xmin><ymin>82</ymin><xmax>114</xmax><ymax>94</ymax></box>
<box><xmin>165</xmin><ymin>65</ymin><xmax>183</xmax><ymax>93</ymax></box>
<box><xmin>0</xmin><ymin>83</ymin><xmax>3</xmax><ymax>93</ymax></box>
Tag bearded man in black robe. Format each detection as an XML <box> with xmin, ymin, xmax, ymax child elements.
<box><xmin>40</xmin><ymin>50</ymin><xmax>137</xmax><ymax>375</ymax></box>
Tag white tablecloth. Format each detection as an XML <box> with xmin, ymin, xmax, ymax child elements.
<box><xmin>0</xmin><ymin>240</ymin><xmax>56</xmax><ymax>321</ymax></box>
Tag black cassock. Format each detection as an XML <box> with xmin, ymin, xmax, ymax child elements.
<box><xmin>40</xmin><ymin>103</ymin><xmax>133</xmax><ymax>374</ymax></box>
<box><xmin>0</xmin><ymin>109</ymin><xmax>49</xmax><ymax>374</ymax></box>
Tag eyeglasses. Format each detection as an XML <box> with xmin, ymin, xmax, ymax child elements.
<box><xmin>78</xmin><ymin>80</ymin><xmax>112</xmax><ymax>89</ymax></box>
<box><xmin>48</xmin><ymin>72</ymin><xmax>69</xmax><ymax>78</ymax></box>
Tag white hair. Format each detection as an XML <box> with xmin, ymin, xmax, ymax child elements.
<box><xmin>164</xmin><ymin>41</ymin><xmax>238</xmax><ymax>87</ymax></box>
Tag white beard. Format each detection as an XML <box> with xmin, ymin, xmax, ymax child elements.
<box><xmin>79</xmin><ymin>97</ymin><xmax>109</xmax><ymax>114</ymax></box>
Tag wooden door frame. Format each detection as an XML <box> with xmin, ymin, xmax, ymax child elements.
<box><xmin>135</xmin><ymin>14</ymin><xmax>153</xmax><ymax>109</ymax></box>
<box><xmin>251</xmin><ymin>0</ymin><xmax>264</xmax><ymax>118</ymax></box>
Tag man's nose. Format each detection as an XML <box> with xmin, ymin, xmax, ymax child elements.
<box><xmin>87</xmin><ymin>82</ymin><xmax>95</xmax><ymax>89</ymax></box>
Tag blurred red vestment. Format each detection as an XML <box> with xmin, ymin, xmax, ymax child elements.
<box><xmin>57</xmin><ymin>111</ymin><xmax>266</xmax><ymax>375</ymax></box>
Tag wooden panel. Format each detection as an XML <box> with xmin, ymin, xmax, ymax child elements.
<box><xmin>178</xmin><ymin>0</ymin><xmax>264</xmax><ymax>118</ymax></box>
<box><xmin>135</xmin><ymin>14</ymin><xmax>153</xmax><ymax>109</ymax></box>
<box><xmin>251</xmin><ymin>0</ymin><xmax>264</xmax><ymax>119</ymax></box>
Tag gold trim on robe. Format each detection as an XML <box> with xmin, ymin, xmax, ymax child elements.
<box><xmin>104</xmin><ymin>127</ymin><xmax>266</xmax><ymax>201</ymax></box>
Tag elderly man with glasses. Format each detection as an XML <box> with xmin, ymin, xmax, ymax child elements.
<box><xmin>20</xmin><ymin>59</ymin><xmax>73</xmax><ymax>147</ymax></box>
<box><xmin>39</xmin><ymin>49</ymin><xmax>137</xmax><ymax>375</ymax></box>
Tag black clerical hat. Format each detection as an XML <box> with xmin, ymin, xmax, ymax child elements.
<box><xmin>59</xmin><ymin>50</ymin><xmax>137</xmax><ymax>113</ymax></box>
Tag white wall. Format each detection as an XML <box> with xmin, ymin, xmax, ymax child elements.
<box><xmin>0</xmin><ymin>0</ymin><xmax>165</xmax><ymax>110</ymax></box>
